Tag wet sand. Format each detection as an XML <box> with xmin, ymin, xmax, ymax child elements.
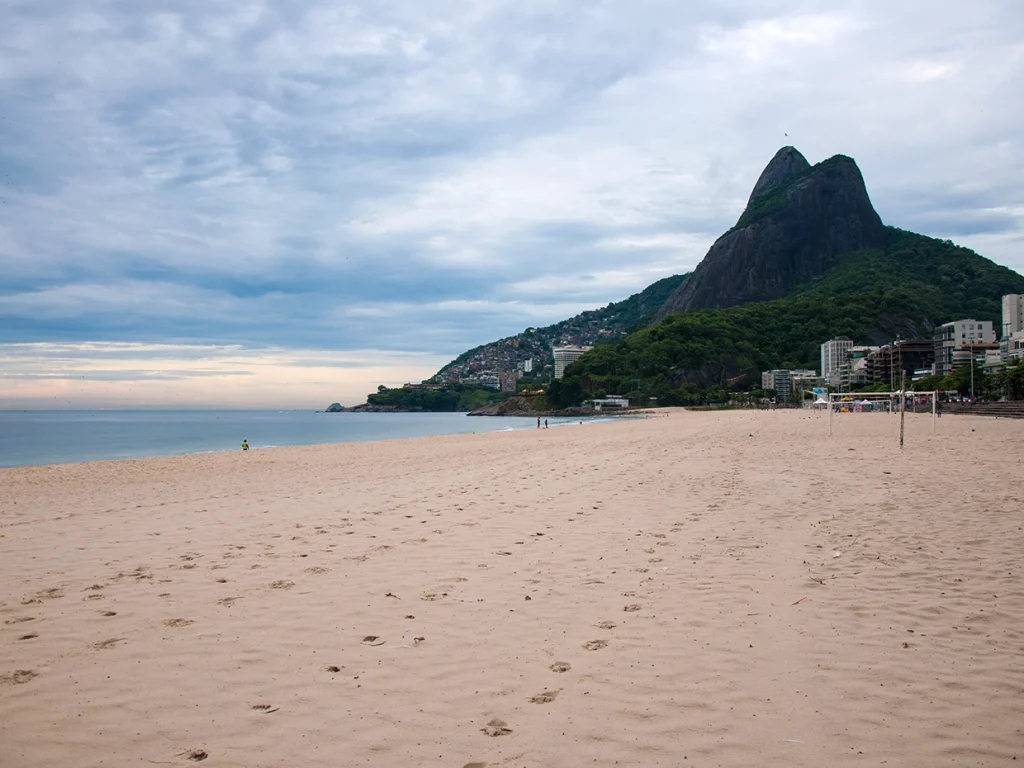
<box><xmin>1</xmin><ymin>409</ymin><xmax>1022</xmax><ymax>767</ymax></box>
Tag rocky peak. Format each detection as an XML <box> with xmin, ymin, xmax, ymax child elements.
<box><xmin>746</xmin><ymin>146</ymin><xmax>810</xmax><ymax>206</ymax></box>
<box><xmin>655</xmin><ymin>148</ymin><xmax>888</xmax><ymax>320</ymax></box>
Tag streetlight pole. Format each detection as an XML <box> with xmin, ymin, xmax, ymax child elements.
<box><xmin>970</xmin><ymin>350</ymin><xmax>975</xmax><ymax>401</ymax></box>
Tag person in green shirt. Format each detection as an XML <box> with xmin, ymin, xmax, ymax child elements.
<box><xmin>241</xmin><ymin>439</ymin><xmax>249</xmax><ymax>451</ymax></box>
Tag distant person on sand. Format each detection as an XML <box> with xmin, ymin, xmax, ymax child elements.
<box><xmin>537</xmin><ymin>416</ymin><xmax>541</xmax><ymax>429</ymax></box>
<box><xmin>544</xmin><ymin>419</ymin><xmax>548</xmax><ymax>429</ymax></box>
<box><xmin>242</xmin><ymin>439</ymin><xmax>249</xmax><ymax>451</ymax></box>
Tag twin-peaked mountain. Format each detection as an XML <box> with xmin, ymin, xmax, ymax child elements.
<box><xmin>657</xmin><ymin>147</ymin><xmax>887</xmax><ymax>318</ymax></box>
<box><xmin>432</xmin><ymin>146</ymin><xmax>1024</xmax><ymax>405</ymax></box>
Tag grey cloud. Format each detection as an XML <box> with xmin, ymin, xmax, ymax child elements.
<box><xmin>1</xmin><ymin>0</ymin><xmax>1023</xmax><ymax>378</ymax></box>
<box><xmin>0</xmin><ymin>369</ymin><xmax>253</xmax><ymax>381</ymax></box>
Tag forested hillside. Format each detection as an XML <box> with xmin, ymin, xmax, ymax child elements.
<box><xmin>549</xmin><ymin>229</ymin><xmax>1024</xmax><ymax>406</ymax></box>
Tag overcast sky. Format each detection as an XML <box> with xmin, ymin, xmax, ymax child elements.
<box><xmin>2</xmin><ymin>1</ymin><xmax>1022</xmax><ymax>408</ymax></box>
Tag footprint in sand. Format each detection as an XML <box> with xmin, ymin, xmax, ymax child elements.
<box><xmin>4</xmin><ymin>616</ymin><xmax>35</xmax><ymax>625</ymax></box>
<box><xmin>463</xmin><ymin>763</ymin><xmax>488</xmax><ymax>768</ymax></box>
<box><xmin>250</xmin><ymin>704</ymin><xmax>279</xmax><ymax>713</ymax></box>
<box><xmin>91</xmin><ymin>638</ymin><xmax>124</xmax><ymax>650</ymax></box>
<box><xmin>583</xmin><ymin>639</ymin><xmax>608</xmax><ymax>651</ymax></box>
<box><xmin>361</xmin><ymin>635</ymin><xmax>386</xmax><ymax>646</ymax></box>
<box><xmin>305</xmin><ymin>566</ymin><xmax>330</xmax><ymax>575</ymax></box>
<box><xmin>623</xmin><ymin>604</ymin><xmax>642</xmax><ymax>612</ymax></box>
<box><xmin>1</xmin><ymin>669</ymin><xmax>39</xmax><ymax>685</ymax></box>
<box><xmin>102</xmin><ymin>611</ymin><xmax>117</xmax><ymax>617</ymax></box>
<box><xmin>549</xmin><ymin>661</ymin><xmax>571</xmax><ymax>673</ymax></box>
<box><xmin>529</xmin><ymin>689</ymin><xmax>560</xmax><ymax>704</ymax></box>
<box><xmin>181</xmin><ymin>749</ymin><xmax>208</xmax><ymax>762</ymax></box>
<box><xmin>269</xmin><ymin>580</ymin><xmax>294</xmax><ymax>590</ymax></box>
<box><xmin>17</xmin><ymin>633</ymin><xmax>39</xmax><ymax>641</ymax></box>
<box><xmin>596</xmin><ymin>621</ymin><xmax>616</xmax><ymax>630</ymax></box>
<box><xmin>164</xmin><ymin>618</ymin><xmax>195</xmax><ymax>628</ymax></box>
<box><xmin>481</xmin><ymin>718</ymin><xmax>512</xmax><ymax>737</ymax></box>
<box><xmin>326</xmin><ymin>665</ymin><xmax>342</xmax><ymax>673</ymax></box>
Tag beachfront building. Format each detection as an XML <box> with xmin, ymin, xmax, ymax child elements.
<box><xmin>866</xmin><ymin>339</ymin><xmax>935</xmax><ymax>388</ymax></box>
<box><xmin>1002</xmin><ymin>331</ymin><xmax>1024</xmax><ymax>363</ymax></box>
<box><xmin>840</xmin><ymin>346</ymin><xmax>878</xmax><ymax>390</ymax></box>
<box><xmin>769</xmin><ymin>369</ymin><xmax>792</xmax><ymax>401</ymax></box>
<box><xmin>1002</xmin><ymin>294</ymin><xmax>1023</xmax><ymax>338</ymax></box>
<box><xmin>820</xmin><ymin>337</ymin><xmax>853</xmax><ymax>387</ymax></box>
<box><xmin>499</xmin><ymin>370</ymin><xmax>518</xmax><ymax>392</ymax></box>
<box><xmin>933</xmin><ymin>320</ymin><xmax>996</xmax><ymax>376</ymax></box>
<box><xmin>761</xmin><ymin>369</ymin><xmax>824</xmax><ymax>400</ymax></box>
<box><xmin>999</xmin><ymin>295</ymin><xmax>1024</xmax><ymax>364</ymax></box>
<box><xmin>952</xmin><ymin>342</ymin><xmax>1000</xmax><ymax>375</ymax></box>
<box><xmin>553</xmin><ymin>346</ymin><xmax>592</xmax><ymax>379</ymax></box>
<box><xmin>792</xmin><ymin>371</ymin><xmax>827</xmax><ymax>395</ymax></box>
<box><xmin>586</xmin><ymin>396</ymin><xmax>629</xmax><ymax>410</ymax></box>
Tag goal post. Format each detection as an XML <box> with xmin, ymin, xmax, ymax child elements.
<box><xmin>827</xmin><ymin>390</ymin><xmax>938</xmax><ymax>444</ymax></box>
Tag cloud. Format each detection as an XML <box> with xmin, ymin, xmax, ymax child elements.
<box><xmin>1</xmin><ymin>0</ymin><xmax>1023</xmax><ymax>407</ymax></box>
<box><xmin>0</xmin><ymin>342</ymin><xmax>445</xmax><ymax>408</ymax></box>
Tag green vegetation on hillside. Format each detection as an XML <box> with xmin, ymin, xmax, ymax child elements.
<box><xmin>548</xmin><ymin>229</ymin><xmax>1024</xmax><ymax>407</ymax></box>
<box><xmin>366</xmin><ymin>384</ymin><xmax>507</xmax><ymax>412</ymax></box>
<box><xmin>434</xmin><ymin>273</ymin><xmax>688</xmax><ymax>379</ymax></box>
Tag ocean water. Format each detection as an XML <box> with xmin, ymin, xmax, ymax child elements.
<box><xmin>0</xmin><ymin>410</ymin><xmax>591</xmax><ymax>469</ymax></box>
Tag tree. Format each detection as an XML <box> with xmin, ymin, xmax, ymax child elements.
<box><xmin>995</xmin><ymin>359</ymin><xmax>1024</xmax><ymax>400</ymax></box>
<box><xmin>942</xmin><ymin>362</ymin><xmax>991</xmax><ymax>399</ymax></box>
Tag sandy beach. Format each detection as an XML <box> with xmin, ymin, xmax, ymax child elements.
<box><xmin>1</xmin><ymin>409</ymin><xmax>1022</xmax><ymax>767</ymax></box>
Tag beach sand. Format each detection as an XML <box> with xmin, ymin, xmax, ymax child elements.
<box><xmin>1</xmin><ymin>409</ymin><xmax>1022</xmax><ymax>767</ymax></box>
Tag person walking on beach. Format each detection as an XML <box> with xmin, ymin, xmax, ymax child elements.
<box><xmin>537</xmin><ymin>416</ymin><xmax>541</xmax><ymax>429</ymax></box>
<box><xmin>544</xmin><ymin>419</ymin><xmax>548</xmax><ymax>429</ymax></box>
<box><xmin>241</xmin><ymin>439</ymin><xmax>249</xmax><ymax>451</ymax></box>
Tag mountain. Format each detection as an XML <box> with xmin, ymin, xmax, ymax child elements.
<box><xmin>656</xmin><ymin>148</ymin><xmax>888</xmax><ymax>319</ymax></box>
<box><xmin>432</xmin><ymin>273</ymin><xmax>688</xmax><ymax>382</ymax></box>
<box><xmin>546</xmin><ymin>147</ymin><xmax>1024</xmax><ymax>406</ymax></box>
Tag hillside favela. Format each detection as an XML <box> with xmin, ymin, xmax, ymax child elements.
<box><xmin>3</xmin><ymin>5</ymin><xmax>1024</xmax><ymax>768</ymax></box>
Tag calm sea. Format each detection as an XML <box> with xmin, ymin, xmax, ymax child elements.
<box><xmin>0</xmin><ymin>410</ymin><xmax>588</xmax><ymax>469</ymax></box>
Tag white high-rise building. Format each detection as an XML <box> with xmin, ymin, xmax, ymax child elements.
<box><xmin>1002</xmin><ymin>294</ymin><xmax>1023</xmax><ymax>338</ymax></box>
<box><xmin>820</xmin><ymin>337</ymin><xmax>853</xmax><ymax>387</ymax></box>
<box><xmin>553</xmin><ymin>346</ymin><xmax>592</xmax><ymax>379</ymax></box>
<box><xmin>933</xmin><ymin>319</ymin><xmax>996</xmax><ymax>376</ymax></box>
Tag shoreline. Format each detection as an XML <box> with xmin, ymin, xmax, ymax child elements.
<box><xmin>0</xmin><ymin>411</ymin><xmax>644</xmax><ymax>473</ymax></box>
<box><xmin>0</xmin><ymin>411</ymin><xmax>606</xmax><ymax>473</ymax></box>
<box><xmin>2</xmin><ymin>410</ymin><xmax>1021</xmax><ymax>767</ymax></box>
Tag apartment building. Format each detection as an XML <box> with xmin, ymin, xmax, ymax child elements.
<box><xmin>933</xmin><ymin>320</ymin><xmax>995</xmax><ymax>376</ymax></box>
